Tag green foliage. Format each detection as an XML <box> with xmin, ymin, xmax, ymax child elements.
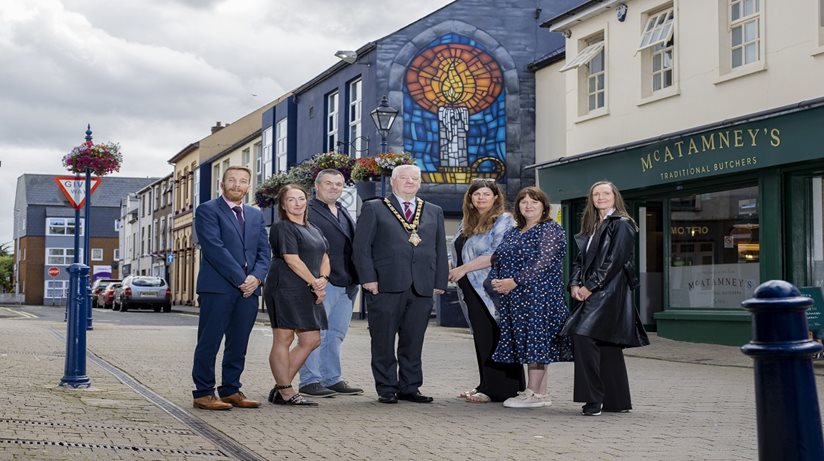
<box><xmin>0</xmin><ymin>255</ymin><xmax>14</xmax><ymax>293</ymax></box>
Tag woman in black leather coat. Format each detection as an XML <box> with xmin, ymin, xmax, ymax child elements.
<box><xmin>562</xmin><ymin>181</ymin><xmax>648</xmax><ymax>416</ymax></box>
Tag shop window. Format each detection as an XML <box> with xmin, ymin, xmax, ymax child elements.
<box><xmin>812</xmin><ymin>176</ymin><xmax>824</xmax><ymax>287</ymax></box>
<box><xmin>669</xmin><ymin>186</ymin><xmax>759</xmax><ymax>308</ymax></box>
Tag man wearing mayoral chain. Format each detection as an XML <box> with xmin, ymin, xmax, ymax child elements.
<box><xmin>353</xmin><ymin>164</ymin><xmax>448</xmax><ymax>404</ymax></box>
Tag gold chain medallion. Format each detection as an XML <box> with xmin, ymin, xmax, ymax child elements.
<box><xmin>383</xmin><ymin>198</ymin><xmax>424</xmax><ymax>246</ymax></box>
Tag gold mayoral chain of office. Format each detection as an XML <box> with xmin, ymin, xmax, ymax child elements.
<box><xmin>383</xmin><ymin>197</ymin><xmax>424</xmax><ymax>246</ymax></box>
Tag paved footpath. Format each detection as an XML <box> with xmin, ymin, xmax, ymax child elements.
<box><xmin>1</xmin><ymin>305</ymin><xmax>823</xmax><ymax>460</ymax></box>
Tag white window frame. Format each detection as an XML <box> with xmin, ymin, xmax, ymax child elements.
<box><xmin>242</xmin><ymin>147</ymin><xmax>251</xmax><ymax>167</ymax></box>
<box><xmin>818</xmin><ymin>0</ymin><xmax>824</xmax><ymax>49</ymax></box>
<box><xmin>563</xmin><ymin>31</ymin><xmax>608</xmax><ymax>120</ymax></box>
<box><xmin>560</xmin><ymin>41</ymin><xmax>604</xmax><ymax>72</ymax></box>
<box><xmin>113</xmin><ymin>248</ymin><xmax>120</xmax><ymax>260</ymax></box>
<box><xmin>275</xmin><ymin>119</ymin><xmax>288</xmax><ymax>174</ymax></box>
<box><xmin>348</xmin><ymin>79</ymin><xmax>363</xmax><ymax>157</ymax></box>
<box><xmin>46</xmin><ymin>217</ymin><xmax>84</xmax><ymax>236</ymax></box>
<box><xmin>730</xmin><ymin>0</ymin><xmax>761</xmax><ymax>69</ymax></box>
<box><xmin>716</xmin><ymin>0</ymin><xmax>765</xmax><ymax>82</ymax></box>
<box><xmin>45</xmin><ymin>280</ymin><xmax>69</xmax><ymax>299</ymax></box>
<box><xmin>586</xmin><ymin>45</ymin><xmax>606</xmax><ymax>112</ymax></box>
<box><xmin>637</xmin><ymin>9</ymin><xmax>674</xmax><ymax>53</ymax></box>
<box><xmin>213</xmin><ymin>163</ymin><xmax>221</xmax><ymax>199</ymax></box>
<box><xmin>91</xmin><ymin>248</ymin><xmax>103</xmax><ymax>261</ymax></box>
<box><xmin>638</xmin><ymin>6</ymin><xmax>678</xmax><ymax>102</ymax></box>
<box><xmin>192</xmin><ymin>168</ymin><xmax>200</xmax><ymax>213</ymax></box>
<box><xmin>326</xmin><ymin>91</ymin><xmax>339</xmax><ymax>152</ymax></box>
<box><xmin>256</xmin><ymin>137</ymin><xmax>265</xmax><ymax>187</ymax></box>
<box><xmin>46</xmin><ymin>247</ymin><xmax>81</xmax><ymax>265</ymax></box>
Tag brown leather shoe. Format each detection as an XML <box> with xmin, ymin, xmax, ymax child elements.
<box><xmin>220</xmin><ymin>391</ymin><xmax>260</xmax><ymax>408</ymax></box>
<box><xmin>193</xmin><ymin>395</ymin><xmax>232</xmax><ymax>411</ymax></box>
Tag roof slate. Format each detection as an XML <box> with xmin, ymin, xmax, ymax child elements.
<box><xmin>20</xmin><ymin>174</ymin><xmax>159</xmax><ymax>208</ymax></box>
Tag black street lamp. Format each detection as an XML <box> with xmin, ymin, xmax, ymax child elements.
<box><xmin>370</xmin><ymin>95</ymin><xmax>398</xmax><ymax>196</ymax></box>
<box><xmin>370</xmin><ymin>95</ymin><xmax>398</xmax><ymax>154</ymax></box>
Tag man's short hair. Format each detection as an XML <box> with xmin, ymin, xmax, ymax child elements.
<box><xmin>222</xmin><ymin>166</ymin><xmax>252</xmax><ymax>182</ymax></box>
<box><xmin>391</xmin><ymin>164</ymin><xmax>421</xmax><ymax>180</ymax></box>
<box><xmin>315</xmin><ymin>169</ymin><xmax>345</xmax><ymax>184</ymax></box>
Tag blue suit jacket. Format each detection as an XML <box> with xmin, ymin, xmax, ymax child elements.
<box><xmin>194</xmin><ymin>197</ymin><xmax>271</xmax><ymax>295</ymax></box>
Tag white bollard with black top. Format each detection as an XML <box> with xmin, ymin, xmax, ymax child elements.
<box><xmin>740</xmin><ymin>280</ymin><xmax>824</xmax><ymax>460</ymax></box>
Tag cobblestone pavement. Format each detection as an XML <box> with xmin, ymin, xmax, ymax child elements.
<box><xmin>1</xmin><ymin>305</ymin><xmax>823</xmax><ymax>460</ymax></box>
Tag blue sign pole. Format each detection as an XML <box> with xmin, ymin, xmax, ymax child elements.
<box><xmin>84</xmin><ymin>125</ymin><xmax>93</xmax><ymax>330</ymax></box>
<box><xmin>65</xmin><ymin>199</ymin><xmax>81</xmax><ymax>323</ymax></box>
<box><xmin>84</xmin><ymin>167</ymin><xmax>93</xmax><ymax>330</ymax></box>
<box><xmin>60</xmin><ymin>263</ymin><xmax>90</xmax><ymax>388</ymax></box>
<box><xmin>741</xmin><ymin>280</ymin><xmax>824</xmax><ymax>460</ymax></box>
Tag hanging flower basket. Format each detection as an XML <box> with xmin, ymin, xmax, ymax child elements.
<box><xmin>352</xmin><ymin>152</ymin><xmax>414</xmax><ymax>182</ymax></box>
<box><xmin>63</xmin><ymin>141</ymin><xmax>123</xmax><ymax>176</ymax></box>
<box><xmin>351</xmin><ymin>157</ymin><xmax>382</xmax><ymax>182</ymax></box>
<box><xmin>310</xmin><ymin>152</ymin><xmax>356</xmax><ymax>185</ymax></box>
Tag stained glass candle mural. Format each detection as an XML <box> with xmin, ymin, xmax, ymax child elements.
<box><xmin>404</xmin><ymin>34</ymin><xmax>506</xmax><ymax>184</ymax></box>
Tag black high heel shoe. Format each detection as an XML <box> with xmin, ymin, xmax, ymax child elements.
<box><xmin>269</xmin><ymin>384</ymin><xmax>318</xmax><ymax>406</ymax></box>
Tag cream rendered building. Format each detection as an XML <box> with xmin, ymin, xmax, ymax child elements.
<box><xmin>533</xmin><ymin>0</ymin><xmax>824</xmax><ymax>345</ymax></box>
<box><xmin>168</xmin><ymin>142</ymin><xmax>200</xmax><ymax>306</ymax></box>
<box><xmin>167</xmin><ymin>100</ymin><xmax>279</xmax><ymax>306</ymax></box>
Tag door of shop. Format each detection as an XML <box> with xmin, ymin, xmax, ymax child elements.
<box><xmin>637</xmin><ymin>201</ymin><xmax>664</xmax><ymax>331</ymax></box>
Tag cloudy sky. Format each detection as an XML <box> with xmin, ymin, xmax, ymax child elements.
<box><xmin>0</xmin><ymin>0</ymin><xmax>452</xmax><ymax>246</ymax></box>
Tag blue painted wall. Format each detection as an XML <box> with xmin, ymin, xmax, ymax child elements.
<box><xmin>263</xmin><ymin>0</ymin><xmax>583</xmax><ymax>215</ymax></box>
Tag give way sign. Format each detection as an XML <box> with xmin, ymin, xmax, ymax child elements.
<box><xmin>54</xmin><ymin>176</ymin><xmax>102</xmax><ymax>210</ymax></box>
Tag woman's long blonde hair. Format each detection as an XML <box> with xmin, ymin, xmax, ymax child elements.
<box><xmin>461</xmin><ymin>179</ymin><xmax>506</xmax><ymax>237</ymax></box>
<box><xmin>579</xmin><ymin>181</ymin><xmax>636</xmax><ymax>235</ymax></box>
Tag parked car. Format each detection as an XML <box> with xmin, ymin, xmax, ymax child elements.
<box><xmin>96</xmin><ymin>282</ymin><xmax>121</xmax><ymax>309</ymax></box>
<box><xmin>90</xmin><ymin>278</ymin><xmax>121</xmax><ymax>309</ymax></box>
<box><xmin>114</xmin><ymin>276</ymin><xmax>172</xmax><ymax>312</ymax></box>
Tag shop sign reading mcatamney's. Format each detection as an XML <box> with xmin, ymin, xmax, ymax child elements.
<box><xmin>539</xmin><ymin>105</ymin><xmax>824</xmax><ymax>201</ymax></box>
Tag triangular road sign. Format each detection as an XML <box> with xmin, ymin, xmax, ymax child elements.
<box><xmin>55</xmin><ymin>176</ymin><xmax>102</xmax><ymax>210</ymax></box>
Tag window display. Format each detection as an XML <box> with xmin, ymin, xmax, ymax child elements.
<box><xmin>669</xmin><ymin>186</ymin><xmax>759</xmax><ymax>308</ymax></box>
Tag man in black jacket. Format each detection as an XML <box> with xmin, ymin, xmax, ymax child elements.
<box><xmin>298</xmin><ymin>169</ymin><xmax>363</xmax><ymax>397</ymax></box>
<box><xmin>353</xmin><ymin>165</ymin><xmax>449</xmax><ymax>404</ymax></box>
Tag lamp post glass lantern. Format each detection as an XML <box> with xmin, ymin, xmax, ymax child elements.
<box><xmin>370</xmin><ymin>95</ymin><xmax>399</xmax><ymax>196</ymax></box>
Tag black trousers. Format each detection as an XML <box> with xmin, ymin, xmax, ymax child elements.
<box><xmin>366</xmin><ymin>288</ymin><xmax>432</xmax><ymax>396</ymax></box>
<box><xmin>459</xmin><ymin>278</ymin><xmax>524</xmax><ymax>402</ymax></box>
<box><xmin>572</xmin><ymin>334</ymin><xmax>632</xmax><ymax>411</ymax></box>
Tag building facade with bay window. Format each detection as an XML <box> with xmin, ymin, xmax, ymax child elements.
<box><xmin>533</xmin><ymin>0</ymin><xmax>824</xmax><ymax>345</ymax></box>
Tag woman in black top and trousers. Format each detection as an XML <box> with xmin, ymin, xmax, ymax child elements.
<box><xmin>562</xmin><ymin>181</ymin><xmax>649</xmax><ymax>416</ymax></box>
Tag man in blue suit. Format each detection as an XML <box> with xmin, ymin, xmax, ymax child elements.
<box><xmin>191</xmin><ymin>166</ymin><xmax>271</xmax><ymax>410</ymax></box>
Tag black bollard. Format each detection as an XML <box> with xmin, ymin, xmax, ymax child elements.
<box><xmin>741</xmin><ymin>280</ymin><xmax>824</xmax><ymax>461</ymax></box>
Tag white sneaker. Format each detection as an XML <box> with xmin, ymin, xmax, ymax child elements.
<box><xmin>534</xmin><ymin>392</ymin><xmax>552</xmax><ymax>406</ymax></box>
<box><xmin>503</xmin><ymin>389</ymin><xmax>546</xmax><ymax>408</ymax></box>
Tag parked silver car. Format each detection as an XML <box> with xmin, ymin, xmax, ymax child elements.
<box><xmin>114</xmin><ymin>276</ymin><xmax>171</xmax><ymax>312</ymax></box>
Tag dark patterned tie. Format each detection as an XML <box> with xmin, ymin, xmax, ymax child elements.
<box><xmin>232</xmin><ymin>206</ymin><xmax>245</xmax><ymax>238</ymax></box>
<box><xmin>403</xmin><ymin>201</ymin><xmax>413</xmax><ymax>222</ymax></box>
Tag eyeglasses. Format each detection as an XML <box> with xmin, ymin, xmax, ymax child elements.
<box><xmin>471</xmin><ymin>178</ymin><xmax>497</xmax><ymax>186</ymax></box>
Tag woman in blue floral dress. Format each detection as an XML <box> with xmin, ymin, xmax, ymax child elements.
<box><xmin>488</xmin><ymin>186</ymin><xmax>572</xmax><ymax>408</ymax></box>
